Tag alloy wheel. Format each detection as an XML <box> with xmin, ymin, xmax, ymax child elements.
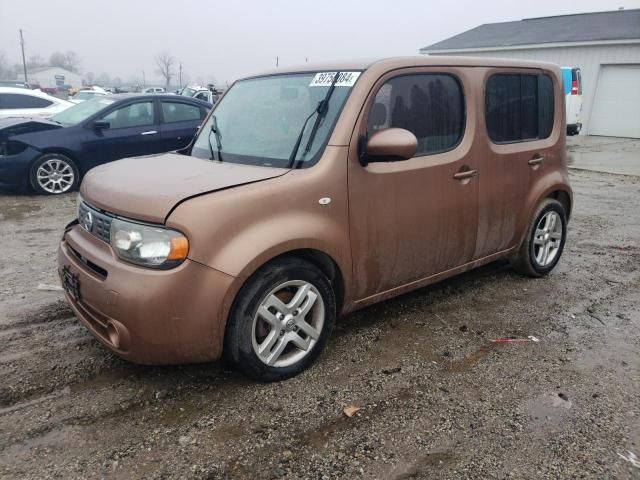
<box><xmin>532</xmin><ymin>211</ymin><xmax>563</xmax><ymax>267</ymax></box>
<box><xmin>251</xmin><ymin>280</ymin><xmax>325</xmax><ymax>368</ymax></box>
<box><xmin>36</xmin><ymin>158</ymin><xmax>75</xmax><ymax>194</ymax></box>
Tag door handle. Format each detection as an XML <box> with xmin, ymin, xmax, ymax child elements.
<box><xmin>453</xmin><ymin>169</ymin><xmax>478</xmax><ymax>180</ymax></box>
<box><xmin>141</xmin><ymin>130</ymin><xmax>158</xmax><ymax>135</ymax></box>
<box><xmin>528</xmin><ymin>155</ymin><xmax>544</xmax><ymax>166</ymax></box>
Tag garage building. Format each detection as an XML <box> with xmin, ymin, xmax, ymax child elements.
<box><xmin>23</xmin><ymin>67</ymin><xmax>82</xmax><ymax>90</ymax></box>
<box><xmin>420</xmin><ymin>9</ymin><xmax>640</xmax><ymax>138</ymax></box>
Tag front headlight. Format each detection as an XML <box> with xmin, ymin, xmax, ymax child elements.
<box><xmin>110</xmin><ymin>218</ymin><xmax>189</xmax><ymax>268</ymax></box>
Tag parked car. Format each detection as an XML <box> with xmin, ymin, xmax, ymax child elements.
<box><xmin>179</xmin><ymin>84</ymin><xmax>220</xmax><ymax>104</ymax></box>
<box><xmin>142</xmin><ymin>87</ymin><xmax>166</xmax><ymax>94</ymax></box>
<box><xmin>0</xmin><ymin>80</ymin><xmax>31</xmax><ymax>89</ymax></box>
<box><xmin>0</xmin><ymin>94</ymin><xmax>211</xmax><ymax>194</ymax></box>
<box><xmin>58</xmin><ymin>57</ymin><xmax>572</xmax><ymax>381</ymax></box>
<box><xmin>0</xmin><ymin>87</ymin><xmax>73</xmax><ymax>119</ymax></box>
<box><xmin>562</xmin><ymin>66</ymin><xmax>583</xmax><ymax>135</ymax></box>
<box><xmin>69</xmin><ymin>87</ymin><xmax>109</xmax><ymax>104</ymax></box>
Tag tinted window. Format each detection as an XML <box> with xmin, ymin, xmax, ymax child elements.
<box><xmin>101</xmin><ymin>101</ymin><xmax>154</xmax><ymax>129</ymax></box>
<box><xmin>0</xmin><ymin>93</ymin><xmax>52</xmax><ymax>109</ymax></box>
<box><xmin>161</xmin><ymin>101</ymin><xmax>201</xmax><ymax>123</ymax></box>
<box><xmin>538</xmin><ymin>75</ymin><xmax>554</xmax><ymax>139</ymax></box>
<box><xmin>521</xmin><ymin>75</ymin><xmax>538</xmax><ymax>139</ymax></box>
<box><xmin>485</xmin><ymin>74</ymin><xmax>555</xmax><ymax>143</ymax></box>
<box><xmin>367</xmin><ymin>74</ymin><xmax>464</xmax><ymax>156</ymax></box>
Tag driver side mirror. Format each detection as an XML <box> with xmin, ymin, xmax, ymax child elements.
<box><xmin>361</xmin><ymin>128</ymin><xmax>417</xmax><ymax>165</ymax></box>
<box><xmin>92</xmin><ymin>120</ymin><xmax>110</xmax><ymax>131</ymax></box>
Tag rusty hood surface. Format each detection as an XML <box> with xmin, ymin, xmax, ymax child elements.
<box><xmin>81</xmin><ymin>153</ymin><xmax>289</xmax><ymax>223</ymax></box>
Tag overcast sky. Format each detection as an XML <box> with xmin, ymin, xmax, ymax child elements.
<box><xmin>1</xmin><ymin>0</ymin><xmax>638</xmax><ymax>86</ymax></box>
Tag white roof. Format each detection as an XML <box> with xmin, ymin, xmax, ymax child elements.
<box><xmin>0</xmin><ymin>87</ymin><xmax>72</xmax><ymax>104</ymax></box>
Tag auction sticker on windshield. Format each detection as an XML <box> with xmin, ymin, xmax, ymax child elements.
<box><xmin>310</xmin><ymin>72</ymin><xmax>361</xmax><ymax>87</ymax></box>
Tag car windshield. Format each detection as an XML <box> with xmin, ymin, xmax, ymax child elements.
<box><xmin>180</xmin><ymin>87</ymin><xmax>197</xmax><ymax>97</ymax></box>
<box><xmin>190</xmin><ymin>72</ymin><xmax>359</xmax><ymax>168</ymax></box>
<box><xmin>51</xmin><ymin>97</ymin><xmax>115</xmax><ymax>126</ymax></box>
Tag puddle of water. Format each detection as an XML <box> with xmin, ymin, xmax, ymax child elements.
<box><xmin>0</xmin><ymin>202</ymin><xmax>42</xmax><ymax>222</ymax></box>
<box><xmin>2</xmin><ymin>424</ymin><xmax>82</xmax><ymax>459</ymax></box>
<box><xmin>0</xmin><ymin>387</ymin><xmax>70</xmax><ymax>416</ymax></box>
<box><xmin>446</xmin><ymin>343</ymin><xmax>500</xmax><ymax>373</ymax></box>
<box><xmin>527</xmin><ymin>392</ymin><xmax>573</xmax><ymax>425</ymax></box>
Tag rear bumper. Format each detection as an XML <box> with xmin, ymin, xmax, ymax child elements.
<box><xmin>58</xmin><ymin>224</ymin><xmax>234</xmax><ymax>364</ymax></box>
<box><xmin>0</xmin><ymin>146</ymin><xmax>39</xmax><ymax>191</ymax></box>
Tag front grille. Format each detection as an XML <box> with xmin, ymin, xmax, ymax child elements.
<box><xmin>78</xmin><ymin>201</ymin><xmax>113</xmax><ymax>244</ymax></box>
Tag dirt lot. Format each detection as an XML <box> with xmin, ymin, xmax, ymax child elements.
<box><xmin>1</xmin><ymin>163</ymin><xmax>639</xmax><ymax>478</ymax></box>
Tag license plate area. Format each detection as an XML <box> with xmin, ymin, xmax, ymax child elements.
<box><xmin>61</xmin><ymin>265</ymin><xmax>81</xmax><ymax>302</ymax></box>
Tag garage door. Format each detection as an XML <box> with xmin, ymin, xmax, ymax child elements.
<box><xmin>589</xmin><ymin>65</ymin><xmax>640</xmax><ymax>138</ymax></box>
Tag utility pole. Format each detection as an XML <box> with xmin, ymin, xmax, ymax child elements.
<box><xmin>276</xmin><ymin>56</ymin><xmax>279</xmax><ymax>67</ymax></box>
<box><xmin>179</xmin><ymin>62</ymin><xmax>183</xmax><ymax>88</ymax></box>
<box><xmin>19</xmin><ymin>29</ymin><xmax>28</xmax><ymax>83</ymax></box>
<box><xmin>142</xmin><ymin>70</ymin><xmax>146</xmax><ymax>87</ymax></box>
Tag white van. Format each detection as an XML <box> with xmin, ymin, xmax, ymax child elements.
<box><xmin>561</xmin><ymin>67</ymin><xmax>583</xmax><ymax>135</ymax></box>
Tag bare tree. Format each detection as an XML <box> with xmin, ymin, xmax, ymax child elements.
<box><xmin>27</xmin><ymin>54</ymin><xmax>45</xmax><ymax>69</ymax></box>
<box><xmin>49</xmin><ymin>51</ymin><xmax>81</xmax><ymax>73</ymax></box>
<box><xmin>84</xmin><ymin>71</ymin><xmax>95</xmax><ymax>85</ymax></box>
<box><xmin>0</xmin><ymin>51</ymin><xmax>11</xmax><ymax>79</ymax></box>
<box><xmin>154</xmin><ymin>52</ymin><xmax>174</xmax><ymax>87</ymax></box>
<box><xmin>96</xmin><ymin>72</ymin><xmax>111</xmax><ymax>86</ymax></box>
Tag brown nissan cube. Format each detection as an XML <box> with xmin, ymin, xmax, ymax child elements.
<box><xmin>58</xmin><ymin>57</ymin><xmax>572</xmax><ymax>381</ymax></box>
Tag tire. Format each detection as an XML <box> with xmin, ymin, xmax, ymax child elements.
<box><xmin>224</xmin><ymin>257</ymin><xmax>336</xmax><ymax>382</ymax></box>
<box><xmin>30</xmin><ymin>153</ymin><xmax>79</xmax><ymax>195</ymax></box>
<box><xmin>511</xmin><ymin>198</ymin><xmax>567</xmax><ymax>277</ymax></box>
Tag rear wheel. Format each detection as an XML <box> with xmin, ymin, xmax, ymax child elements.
<box><xmin>224</xmin><ymin>258</ymin><xmax>335</xmax><ymax>381</ymax></box>
<box><xmin>511</xmin><ymin>198</ymin><xmax>567</xmax><ymax>277</ymax></box>
<box><xmin>30</xmin><ymin>153</ymin><xmax>79</xmax><ymax>195</ymax></box>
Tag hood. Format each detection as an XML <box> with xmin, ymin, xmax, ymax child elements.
<box><xmin>81</xmin><ymin>153</ymin><xmax>289</xmax><ymax>223</ymax></box>
<box><xmin>0</xmin><ymin>117</ymin><xmax>62</xmax><ymax>147</ymax></box>
<box><xmin>0</xmin><ymin>117</ymin><xmax>61</xmax><ymax>132</ymax></box>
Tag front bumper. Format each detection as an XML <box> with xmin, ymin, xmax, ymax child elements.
<box><xmin>0</xmin><ymin>146</ymin><xmax>40</xmax><ymax>191</ymax></box>
<box><xmin>58</xmin><ymin>224</ymin><xmax>234</xmax><ymax>364</ymax></box>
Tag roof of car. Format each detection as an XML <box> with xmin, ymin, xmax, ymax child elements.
<box><xmin>104</xmin><ymin>93</ymin><xmax>212</xmax><ymax>106</ymax></box>
<box><xmin>0</xmin><ymin>86</ymin><xmax>58</xmax><ymax>97</ymax></box>
<box><xmin>250</xmin><ymin>56</ymin><xmax>559</xmax><ymax>78</ymax></box>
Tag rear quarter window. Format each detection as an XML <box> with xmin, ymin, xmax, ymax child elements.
<box><xmin>0</xmin><ymin>93</ymin><xmax>53</xmax><ymax>109</ymax></box>
<box><xmin>485</xmin><ymin>73</ymin><xmax>555</xmax><ymax>143</ymax></box>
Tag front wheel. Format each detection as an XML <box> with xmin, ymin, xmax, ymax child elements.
<box><xmin>224</xmin><ymin>258</ymin><xmax>336</xmax><ymax>381</ymax></box>
<box><xmin>511</xmin><ymin>198</ymin><xmax>567</xmax><ymax>277</ymax></box>
<box><xmin>30</xmin><ymin>153</ymin><xmax>79</xmax><ymax>195</ymax></box>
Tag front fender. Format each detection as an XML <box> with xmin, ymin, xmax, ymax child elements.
<box><xmin>166</xmin><ymin>146</ymin><xmax>352</xmax><ymax>321</ymax></box>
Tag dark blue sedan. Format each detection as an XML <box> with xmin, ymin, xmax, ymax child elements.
<box><xmin>0</xmin><ymin>94</ymin><xmax>211</xmax><ymax>194</ymax></box>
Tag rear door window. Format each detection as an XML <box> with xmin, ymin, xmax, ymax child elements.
<box><xmin>367</xmin><ymin>73</ymin><xmax>465</xmax><ymax>156</ymax></box>
<box><xmin>0</xmin><ymin>93</ymin><xmax>53</xmax><ymax>109</ymax></box>
<box><xmin>485</xmin><ymin>73</ymin><xmax>555</xmax><ymax>143</ymax></box>
<box><xmin>161</xmin><ymin>101</ymin><xmax>201</xmax><ymax>123</ymax></box>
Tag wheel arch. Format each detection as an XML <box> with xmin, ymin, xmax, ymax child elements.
<box><xmin>546</xmin><ymin>189</ymin><xmax>572</xmax><ymax>220</ymax></box>
<box><xmin>226</xmin><ymin>247</ymin><xmax>346</xmax><ymax>320</ymax></box>
<box><xmin>517</xmin><ymin>177</ymin><xmax>573</xmax><ymax>251</ymax></box>
<box><xmin>33</xmin><ymin>148</ymin><xmax>82</xmax><ymax>174</ymax></box>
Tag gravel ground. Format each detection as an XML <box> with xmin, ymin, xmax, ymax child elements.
<box><xmin>0</xmin><ymin>166</ymin><xmax>639</xmax><ymax>479</ymax></box>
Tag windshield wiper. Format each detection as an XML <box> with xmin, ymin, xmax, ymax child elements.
<box><xmin>288</xmin><ymin>71</ymin><xmax>340</xmax><ymax>169</ymax></box>
<box><xmin>208</xmin><ymin>115</ymin><xmax>223</xmax><ymax>161</ymax></box>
